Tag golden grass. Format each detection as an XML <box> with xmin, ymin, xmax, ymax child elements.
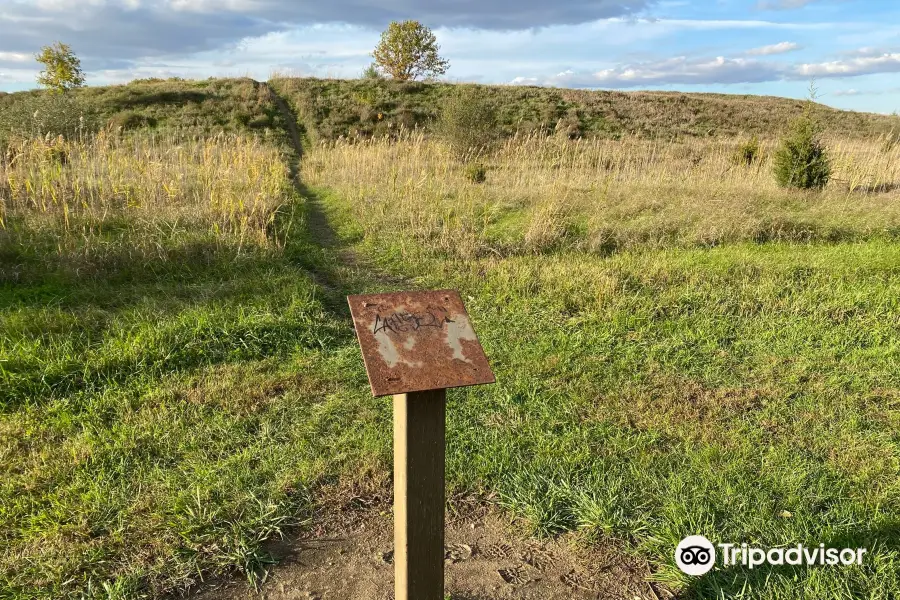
<box><xmin>304</xmin><ymin>131</ymin><xmax>900</xmax><ymax>258</ymax></box>
<box><xmin>1</xmin><ymin>131</ymin><xmax>290</xmax><ymax>245</ymax></box>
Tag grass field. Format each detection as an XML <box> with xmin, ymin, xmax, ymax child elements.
<box><xmin>302</xmin><ymin>131</ymin><xmax>900</xmax><ymax>598</ymax></box>
<box><xmin>1</xmin><ymin>80</ymin><xmax>899</xmax><ymax>599</ymax></box>
<box><xmin>0</xmin><ymin>130</ymin><xmax>384</xmax><ymax>598</ymax></box>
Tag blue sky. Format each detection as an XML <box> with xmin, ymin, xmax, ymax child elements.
<box><xmin>0</xmin><ymin>0</ymin><xmax>898</xmax><ymax>113</ymax></box>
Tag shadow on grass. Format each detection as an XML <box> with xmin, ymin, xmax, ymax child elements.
<box><xmin>113</xmin><ymin>90</ymin><xmax>210</xmax><ymax>109</ymax></box>
<box><xmin>0</xmin><ymin>216</ymin><xmax>356</xmax><ymax>411</ymax></box>
<box><xmin>684</xmin><ymin>521</ymin><xmax>900</xmax><ymax>598</ymax></box>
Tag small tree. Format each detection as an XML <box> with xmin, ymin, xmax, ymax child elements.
<box><xmin>773</xmin><ymin>85</ymin><xmax>830</xmax><ymax>189</ymax></box>
<box><xmin>438</xmin><ymin>87</ymin><xmax>498</xmax><ymax>160</ymax></box>
<box><xmin>372</xmin><ymin>21</ymin><xmax>449</xmax><ymax>82</ymax></box>
<box><xmin>361</xmin><ymin>63</ymin><xmax>384</xmax><ymax>80</ymax></box>
<box><xmin>35</xmin><ymin>42</ymin><xmax>85</xmax><ymax>93</ymax></box>
<box><xmin>732</xmin><ymin>135</ymin><xmax>761</xmax><ymax>166</ymax></box>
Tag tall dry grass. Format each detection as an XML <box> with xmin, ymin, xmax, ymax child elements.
<box><xmin>1</xmin><ymin>131</ymin><xmax>288</xmax><ymax>236</ymax></box>
<box><xmin>303</xmin><ymin>130</ymin><xmax>900</xmax><ymax>258</ymax></box>
<box><xmin>1</xmin><ymin>131</ymin><xmax>292</xmax><ymax>280</ymax></box>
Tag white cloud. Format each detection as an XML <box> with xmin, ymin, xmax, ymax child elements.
<box><xmin>536</xmin><ymin>56</ymin><xmax>783</xmax><ymax>88</ymax></box>
<box><xmin>847</xmin><ymin>47</ymin><xmax>885</xmax><ymax>57</ymax></box>
<box><xmin>0</xmin><ymin>67</ymin><xmax>38</xmax><ymax>83</ymax></box>
<box><xmin>746</xmin><ymin>41</ymin><xmax>800</xmax><ymax>55</ymax></box>
<box><xmin>0</xmin><ymin>52</ymin><xmax>31</xmax><ymax>63</ymax></box>
<box><xmin>796</xmin><ymin>52</ymin><xmax>900</xmax><ymax>77</ymax></box>
<box><xmin>757</xmin><ymin>0</ymin><xmax>816</xmax><ymax>10</ymax></box>
<box><xmin>632</xmin><ymin>17</ymin><xmax>832</xmax><ymax>31</ymax></box>
<box><xmin>512</xmin><ymin>47</ymin><xmax>900</xmax><ymax>89</ymax></box>
<box><xmin>165</xmin><ymin>0</ymin><xmax>267</xmax><ymax>12</ymax></box>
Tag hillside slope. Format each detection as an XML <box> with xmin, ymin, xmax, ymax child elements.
<box><xmin>269</xmin><ymin>77</ymin><xmax>897</xmax><ymax>143</ymax></box>
<box><xmin>0</xmin><ymin>78</ymin><xmax>286</xmax><ymax>147</ymax></box>
<box><xmin>2</xmin><ymin>76</ymin><xmax>895</xmax><ymax>149</ymax></box>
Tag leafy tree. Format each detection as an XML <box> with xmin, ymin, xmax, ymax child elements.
<box><xmin>772</xmin><ymin>116</ymin><xmax>830</xmax><ymax>189</ymax></box>
<box><xmin>372</xmin><ymin>20</ymin><xmax>449</xmax><ymax>81</ymax></box>
<box><xmin>35</xmin><ymin>42</ymin><xmax>85</xmax><ymax>92</ymax></box>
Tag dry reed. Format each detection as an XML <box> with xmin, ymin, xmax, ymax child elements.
<box><xmin>304</xmin><ymin>130</ymin><xmax>900</xmax><ymax>258</ymax></box>
<box><xmin>1</xmin><ymin>131</ymin><xmax>290</xmax><ymax>249</ymax></box>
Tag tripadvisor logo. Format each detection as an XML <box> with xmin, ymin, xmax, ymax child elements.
<box><xmin>676</xmin><ymin>535</ymin><xmax>716</xmax><ymax>576</ymax></box>
<box><xmin>675</xmin><ymin>536</ymin><xmax>868</xmax><ymax>576</ymax></box>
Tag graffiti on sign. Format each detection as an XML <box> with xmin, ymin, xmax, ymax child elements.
<box><xmin>373</xmin><ymin>310</ymin><xmax>454</xmax><ymax>335</ymax></box>
<box><xmin>347</xmin><ymin>290</ymin><xmax>495</xmax><ymax>396</ymax></box>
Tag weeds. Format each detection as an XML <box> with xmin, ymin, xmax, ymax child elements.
<box><xmin>732</xmin><ymin>134</ymin><xmax>761</xmax><ymax>166</ymax></box>
<box><xmin>0</xmin><ymin>91</ymin><xmax>94</xmax><ymax>149</ymax></box>
<box><xmin>465</xmin><ymin>162</ymin><xmax>487</xmax><ymax>183</ymax></box>
<box><xmin>438</xmin><ymin>87</ymin><xmax>499</xmax><ymax>160</ymax></box>
<box><xmin>304</xmin><ymin>130</ymin><xmax>900</xmax><ymax>258</ymax></box>
<box><xmin>0</xmin><ymin>131</ymin><xmax>290</xmax><ymax>282</ymax></box>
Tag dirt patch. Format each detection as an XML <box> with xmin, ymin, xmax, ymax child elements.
<box><xmin>188</xmin><ymin>493</ymin><xmax>667</xmax><ymax>600</ymax></box>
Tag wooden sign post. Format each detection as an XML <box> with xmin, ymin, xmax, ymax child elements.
<box><xmin>348</xmin><ymin>290</ymin><xmax>495</xmax><ymax>600</ymax></box>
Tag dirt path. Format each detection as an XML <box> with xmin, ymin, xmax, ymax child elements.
<box><xmin>262</xmin><ymin>81</ymin><xmax>405</xmax><ymax>298</ymax></box>
<box><xmin>189</xmin><ymin>493</ymin><xmax>664</xmax><ymax>600</ymax></box>
<box><xmin>263</xmin><ymin>81</ymin><xmax>339</xmax><ymax>248</ymax></box>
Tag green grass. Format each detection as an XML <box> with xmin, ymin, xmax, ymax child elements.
<box><xmin>268</xmin><ymin>76</ymin><xmax>899</xmax><ymax>144</ymax></box>
<box><xmin>0</xmin><ymin>115</ymin><xmax>389</xmax><ymax>597</ymax></box>
<box><xmin>2</xmin><ymin>79</ymin><xmax>899</xmax><ymax>599</ymax></box>
<box><xmin>306</xmin><ymin>178</ymin><xmax>900</xmax><ymax>598</ymax></box>
<box><xmin>0</xmin><ymin>187</ymin><xmax>398</xmax><ymax>597</ymax></box>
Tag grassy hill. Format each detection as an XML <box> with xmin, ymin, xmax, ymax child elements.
<box><xmin>269</xmin><ymin>76</ymin><xmax>898</xmax><ymax>143</ymax></box>
<box><xmin>0</xmin><ymin>78</ymin><xmax>287</xmax><ymax>148</ymax></box>
<box><xmin>2</xmin><ymin>76</ymin><xmax>896</xmax><ymax>150</ymax></box>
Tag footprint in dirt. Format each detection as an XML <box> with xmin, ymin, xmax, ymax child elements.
<box><xmin>445</xmin><ymin>543</ymin><xmax>473</xmax><ymax>564</ymax></box>
<box><xmin>498</xmin><ymin>564</ymin><xmax>536</xmax><ymax>586</ymax></box>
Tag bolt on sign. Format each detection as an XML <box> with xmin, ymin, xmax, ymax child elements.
<box><xmin>348</xmin><ymin>289</ymin><xmax>495</xmax><ymax>600</ymax></box>
<box><xmin>348</xmin><ymin>289</ymin><xmax>495</xmax><ymax>397</ymax></box>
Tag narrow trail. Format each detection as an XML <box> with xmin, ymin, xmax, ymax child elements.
<box><xmin>263</xmin><ymin>81</ymin><xmax>343</xmax><ymax>254</ymax></box>
<box><xmin>261</xmin><ymin>81</ymin><xmax>409</xmax><ymax>304</ymax></box>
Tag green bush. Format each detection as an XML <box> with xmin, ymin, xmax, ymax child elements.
<box><xmin>465</xmin><ymin>162</ymin><xmax>486</xmax><ymax>183</ymax></box>
<box><xmin>361</xmin><ymin>64</ymin><xmax>384</xmax><ymax>80</ymax></box>
<box><xmin>732</xmin><ymin>135</ymin><xmax>761</xmax><ymax>166</ymax></box>
<box><xmin>554</xmin><ymin>110</ymin><xmax>584</xmax><ymax>140</ymax></box>
<box><xmin>773</xmin><ymin>115</ymin><xmax>831</xmax><ymax>189</ymax></box>
<box><xmin>438</xmin><ymin>87</ymin><xmax>498</xmax><ymax>160</ymax></box>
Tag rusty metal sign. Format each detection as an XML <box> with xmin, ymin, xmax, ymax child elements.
<box><xmin>347</xmin><ymin>289</ymin><xmax>495</xmax><ymax>397</ymax></box>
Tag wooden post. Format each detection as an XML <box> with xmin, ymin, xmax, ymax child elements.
<box><xmin>393</xmin><ymin>388</ymin><xmax>446</xmax><ymax>600</ymax></box>
<box><xmin>347</xmin><ymin>290</ymin><xmax>494</xmax><ymax>600</ymax></box>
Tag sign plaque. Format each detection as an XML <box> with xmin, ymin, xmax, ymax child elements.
<box><xmin>348</xmin><ymin>289</ymin><xmax>495</xmax><ymax>600</ymax></box>
<box><xmin>348</xmin><ymin>289</ymin><xmax>495</xmax><ymax>397</ymax></box>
